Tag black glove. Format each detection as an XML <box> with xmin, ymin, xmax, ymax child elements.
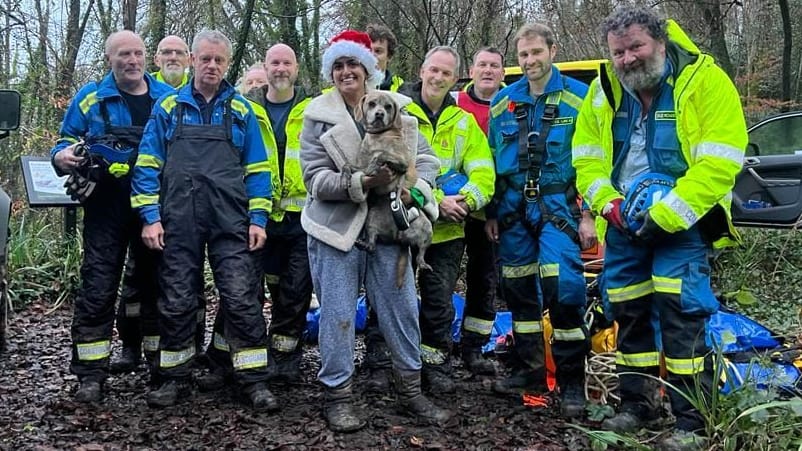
<box><xmin>634</xmin><ymin>211</ymin><xmax>665</xmax><ymax>242</ymax></box>
<box><xmin>64</xmin><ymin>172</ymin><xmax>97</xmax><ymax>203</ymax></box>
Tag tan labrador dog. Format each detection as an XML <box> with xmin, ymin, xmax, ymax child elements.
<box><xmin>354</xmin><ymin>91</ymin><xmax>432</xmax><ymax>286</ymax></box>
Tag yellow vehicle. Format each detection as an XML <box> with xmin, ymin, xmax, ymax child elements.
<box><xmin>502</xmin><ymin>59</ymin><xmax>608</xmax><ymax>86</ymax></box>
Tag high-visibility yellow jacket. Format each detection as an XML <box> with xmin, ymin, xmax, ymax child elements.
<box><xmin>150</xmin><ymin>70</ymin><xmax>189</xmax><ymax>88</ymax></box>
<box><xmin>247</xmin><ymin>88</ymin><xmax>311</xmax><ymax>223</ymax></box>
<box><xmin>402</xmin><ymin>84</ymin><xmax>495</xmax><ymax>244</ymax></box>
<box><xmin>572</xmin><ymin>20</ymin><xmax>746</xmax><ymax>248</ymax></box>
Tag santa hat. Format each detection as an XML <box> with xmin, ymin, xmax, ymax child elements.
<box><xmin>321</xmin><ymin>30</ymin><xmax>383</xmax><ymax>88</ymax></box>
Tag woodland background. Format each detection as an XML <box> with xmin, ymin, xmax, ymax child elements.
<box><xmin>1</xmin><ymin>0</ymin><xmax>801</xmax><ymax>335</ymax></box>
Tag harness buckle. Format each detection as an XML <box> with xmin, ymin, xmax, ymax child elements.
<box><xmin>523</xmin><ymin>180</ymin><xmax>539</xmax><ymax>202</ymax></box>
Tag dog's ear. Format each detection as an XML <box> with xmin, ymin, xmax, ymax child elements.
<box><xmin>354</xmin><ymin>94</ymin><xmax>368</xmax><ymax>123</ymax></box>
<box><xmin>390</xmin><ymin>99</ymin><xmax>403</xmax><ymax>130</ymax></box>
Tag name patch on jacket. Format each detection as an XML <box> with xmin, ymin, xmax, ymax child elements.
<box><xmin>655</xmin><ymin>111</ymin><xmax>676</xmax><ymax>121</ymax></box>
<box><xmin>552</xmin><ymin>117</ymin><xmax>574</xmax><ymax>126</ymax></box>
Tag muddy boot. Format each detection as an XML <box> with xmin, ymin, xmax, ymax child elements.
<box><xmin>364</xmin><ymin>339</ymin><xmax>393</xmax><ymax>393</ymax></box>
<box><xmin>323</xmin><ymin>379</ymin><xmax>366</xmax><ymax>433</ymax></box>
<box><xmin>559</xmin><ymin>382</ymin><xmax>585</xmax><ymax>419</ymax></box>
<box><xmin>109</xmin><ymin>346</ymin><xmax>141</xmax><ymax>374</ymax></box>
<box><xmin>602</xmin><ymin>406</ymin><xmax>664</xmax><ymax>433</ymax></box>
<box><xmin>604</xmin><ymin>375</ymin><xmax>665</xmax><ymax>432</ymax></box>
<box><xmin>242</xmin><ymin>382</ymin><xmax>278</xmax><ymax>412</ymax></box>
<box><xmin>422</xmin><ymin>362</ymin><xmax>456</xmax><ymax>394</ymax></box>
<box><xmin>146</xmin><ymin>378</ymin><xmax>192</xmax><ymax>408</ymax></box>
<box><xmin>394</xmin><ymin>370</ymin><xmax>453</xmax><ymax>426</ymax></box>
<box><xmin>461</xmin><ymin>347</ymin><xmax>496</xmax><ymax>376</ymax></box>
<box><xmin>492</xmin><ymin>367</ymin><xmax>547</xmax><ymax>395</ymax></box>
<box><xmin>196</xmin><ymin>368</ymin><xmax>230</xmax><ymax>392</ymax></box>
<box><xmin>365</xmin><ymin>367</ymin><xmax>392</xmax><ymax>393</ymax></box>
<box><xmin>74</xmin><ymin>379</ymin><xmax>103</xmax><ymax>403</ymax></box>
<box><xmin>267</xmin><ymin>349</ymin><xmax>302</xmax><ymax>383</ymax></box>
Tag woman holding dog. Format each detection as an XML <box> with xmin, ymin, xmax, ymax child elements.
<box><xmin>299</xmin><ymin>30</ymin><xmax>453</xmax><ymax>432</ymax></box>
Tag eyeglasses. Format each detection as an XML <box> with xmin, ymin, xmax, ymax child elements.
<box><xmin>159</xmin><ymin>49</ymin><xmax>187</xmax><ymax>57</ymax></box>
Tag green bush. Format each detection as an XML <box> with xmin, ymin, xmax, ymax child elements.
<box><xmin>714</xmin><ymin>227</ymin><xmax>802</xmax><ymax>336</ymax></box>
<box><xmin>6</xmin><ymin>208</ymin><xmax>81</xmax><ymax>312</ymax></box>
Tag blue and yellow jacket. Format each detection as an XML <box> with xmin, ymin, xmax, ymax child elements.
<box><xmin>131</xmin><ymin>80</ymin><xmax>272</xmax><ymax>227</ymax></box>
<box><xmin>487</xmin><ymin>66</ymin><xmax>587</xmax><ymax>218</ymax></box>
<box><xmin>50</xmin><ymin>72</ymin><xmax>174</xmax><ymax>175</ymax></box>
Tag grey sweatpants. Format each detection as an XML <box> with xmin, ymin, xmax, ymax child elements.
<box><xmin>308</xmin><ymin>236</ymin><xmax>421</xmax><ymax>388</ymax></box>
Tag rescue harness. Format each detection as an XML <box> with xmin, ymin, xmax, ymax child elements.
<box><xmin>496</xmin><ymin>87</ymin><xmax>582</xmax><ymax>244</ymax></box>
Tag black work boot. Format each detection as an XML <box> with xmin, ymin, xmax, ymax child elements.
<box><xmin>365</xmin><ymin>367</ymin><xmax>392</xmax><ymax>393</ymax></box>
<box><xmin>323</xmin><ymin>379</ymin><xmax>366</xmax><ymax>433</ymax></box>
<box><xmin>146</xmin><ymin>378</ymin><xmax>192</xmax><ymax>408</ymax></box>
<box><xmin>196</xmin><ymin>368</ymin><xmax>230</xmax><ymax>392</ymax></box>
<box><xmin>242</xmin><ymin>382</ymin><xmax>278</xmax><ymax>412</ymax></box>
<box><xmin>559</xmin><ymin>382</ymin><xmax>586</xmax><ymax>419</ymax></box>
<box><xmin>109</xmin><ymin>346</ymin><xmax>141</xmax><ymax>374</ymax></box>
<box><xmin>602</xmin><ymin>404</ymin><xmax>664</xmax><ymax>432</ymax></box>
<box><xmin>394</xmin><ymin>370</ymin><xmax>454</xmax><ymax>426</ymax></box>
<box><xmin>493</xmin><ymin>331</ymin><xmax>547</xmax><ymax>395</ymax></box>
<box><xmin>422</xmin><ymin>361</ymin><xmax>456</xmax><ymax>394</ymax></box>
<box><xmin>461</xmin><ymin>346</ymin><xmax>496</xmax><ymax>376</ymax></box>
<box><xmin>604</xmin><ymin>376</ymin><xmax>665</xmax><ymax>432</ymax></box>
<box><xmin>74</xmin><ymin>379</ymin><xmax>103</xmax><ymax>403</ymax></box>
<box><xmin>492</xmin><ymin>368</ymin><xmax>547</xmax><ymax>395</ymax></box>
<box><xmin>364</xmin><ymin>340</ymin><xmax>393</xmax><ymax>393</ymax></box>
<box><xmin>266</xmin><ymin>349</ymin><xmax>302</xmax><ymax>383</ymax></box>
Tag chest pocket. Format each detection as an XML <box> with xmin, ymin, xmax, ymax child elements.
<box><xmin>651</xmin><ymin>113</ymin><xmax>687</xmax><ymax>176</ymax></box>
<box><xmin>544</xmin><ymin>121</ymin><xmax>571</xmax><ymax>168</ymax></box>
<box><xmin>495</xmin><ymin>122</ymin><xmax>521</xmax><ymax>175</ymax></box>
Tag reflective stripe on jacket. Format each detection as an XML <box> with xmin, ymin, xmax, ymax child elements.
<box><xmin>405</xmin><ymin>101</ymin><xmax>495</xmax><ymax>244</ymax></box>
<box><xmin>51</xmin><ymin>72</ymin><xmax>173</xmax><ymax>175</ymax></box>
<box><xmin>131</xmin><ymin>79</ymin><xmax>272</xmax><ymax>227</ymax></box>
<box><xmin>247</xmin><ymin>94</ymin><xmax>311</xmax><ymax>222</ymax></box>
<box><xmin>572</xmin><ymin>20</ymin><xmax>746</xmax><ymax>248</ymax></box>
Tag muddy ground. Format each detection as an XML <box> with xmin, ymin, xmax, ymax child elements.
<box><xmin>0</xmin><ymin>302</ymin><xmax>593</xmax><ymax>450</ymax></box>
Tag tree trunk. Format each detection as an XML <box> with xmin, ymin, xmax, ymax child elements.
<box><xmin>702</xmin><ymin>0</ymin><xmax>734</xmax><ymax>77</ymax></box>
<box><xmin>300</xmin><ymin>0</ymin><xmax>321</xmax><ymax>92</ymax></box>
<box><xmin>147</xmin><ymin>0</ymin><xmax>167</xmax><ymax>65</ymax></box>
<box><xmin>229</xmin><ymin>0</ymin><xmax>255</xmax><ymax>85</ymax></box>
<box><xmin>779</xmin><ymin>0</ymin><xmax>791</xmax><ymax>111</ymax></box>
<box><xmin>274</xmin><ymin>0</ymin><xmax>301</xmax><ymax>52</ymax></box>
<box><xmin>56</xmin><ymin>0</ymin><xmax>95</xmax><ymax>101</ymax></box>
<box><xmin>123</xmin><ymin>0</ymin><xmax>137</xmax><ymax>31</ymax></box>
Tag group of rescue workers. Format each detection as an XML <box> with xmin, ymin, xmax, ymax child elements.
<box><xmin>49</xmin><ymin>6</ymin><xmax>747</xmax><ymax>450</ymax></box>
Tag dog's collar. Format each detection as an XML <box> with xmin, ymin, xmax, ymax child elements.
<box><xmin>364</xmin><ymin>123</ymin><xmax>394</xmax><ymax>134</ymax></box>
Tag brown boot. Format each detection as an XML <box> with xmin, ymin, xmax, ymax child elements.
<box><xmin>323</xmin><ymin>379</ymin><xmax>366</xmax><ymax>433</ymax></box>
<box><xmin>394</xmin><ymin>370</ymin><xmax>454</xmax><ymax>426</ymax></box>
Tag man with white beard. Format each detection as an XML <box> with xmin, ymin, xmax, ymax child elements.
<box><xmin>572</xmin><ymin>7</ymin><xmax>747</xmax><ymax>450</ymax></box>
<box><xmin>152</xmin><ymin>35</ymin><xmax>190</xmax><ymax>88</ymax></box>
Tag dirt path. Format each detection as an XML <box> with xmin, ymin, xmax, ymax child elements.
<box><xmin>0</xmin><ymin>303</ymin><xmax>590</xmax><ymax>450</ymax></box>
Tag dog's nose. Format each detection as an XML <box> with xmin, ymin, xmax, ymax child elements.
<box><xmin>375</xmin><ymin>111</ymin><xmax>384</xmax><ymax>118</ymax></box>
